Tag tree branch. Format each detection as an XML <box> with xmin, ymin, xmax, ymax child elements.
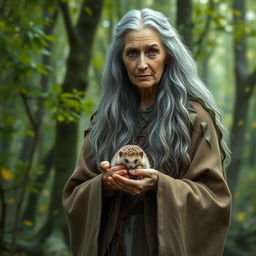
<box><xmin>58</xmin><ymin>0</ymin><xmax>78</xmax><ymax>47</ymax></box>
<box><xmin>11</xmin><ymin>90</ymin><xmax>39</xmax><ymax>252</ymax></box>
<box><xmin>60</xmin><ymin>0</ymin><xmax>104</xmax><ymax>92</ymax></box>
<box><xmin>195</xmin><ymin>0</ymin><xmax>214</xmax><ymax>58</ymax></box>
<box><xmin>37</xmin><ymin>9</ymin><xmax>58</xmax><ymax>125</ymax></box>
<box><xmin>20</xmin><ymin>92</ymin><xmax>38</xmax><ymax>132</ymax></box>
<box><xmin>76</xmin><ymin>0</ymin><xmax>104</xmax><ymax>37</ymax></box>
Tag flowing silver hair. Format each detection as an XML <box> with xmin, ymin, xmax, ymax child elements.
<box><xmin>88</xmin><ymin>8</ymin><xmax>230</xmax><ymax>177</ymax></box>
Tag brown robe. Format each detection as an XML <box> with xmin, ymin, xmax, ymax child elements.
<box><xmin>63</xmin><ymin>100</ymin><xmax>232</xmax><ymax>256</ymax></box>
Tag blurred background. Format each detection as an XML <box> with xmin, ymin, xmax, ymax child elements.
<box><xmin>0</xmin><ymin>0</ymin><xmax>255</xmax><ymax>255</ymax></box>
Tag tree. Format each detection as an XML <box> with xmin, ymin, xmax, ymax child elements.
<box><xmin>227</xmin><ymin>0</ymin><xmax>256</xmax><ymax>194</ymax></box>
<box><xmin>21</xmin><ymin>8</ymin><xmax>58</xmax><ymax>228</ymax></box>
<box><xmin>176</xmin><ymin>0</ymin><xmax>193</xmax><ymax>48</ymax></box>
<box><xmin>40</xmin><ymin>0</ymin><xmax>104</xmax><ymax>253</ymax></box>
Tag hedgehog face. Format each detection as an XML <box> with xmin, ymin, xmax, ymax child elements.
<box><xmin>123</xmin><ymin>157</ymin><xmax>139</xmax><ymax>169</ymax></box>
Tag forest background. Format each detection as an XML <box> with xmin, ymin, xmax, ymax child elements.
<box><xmin>0</xmin><ymin>0</ymin><xmax>256</xmax><ymax>255</ymax></box>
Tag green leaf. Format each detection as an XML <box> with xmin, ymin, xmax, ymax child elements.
<box><xmin>36</xmin><ymin>64</ymin><xmax>48</xmax><ymax>75</ymax></box>
<box><xmin>0</xmin><ymin>20</ymin><xmax>6</xmax><ymax>30</ymax></box>
<box><xmin>233</xmin><ymin>10</ymin><xmax>241</xmax><ymax>16</ymax></box>
<box><xmin>53</xmin><ymin>84</ymin><xmax>62</xmax><ymax>94</ymax></box>
<box><xmin>57</xmin><ymin>114</ymin><xmax>65</xmax><ymax>122</ymax></box>
<box><xmin>25</xmin><ymin>129</ymin><xmax>35</xmax><ymax>137</ymax></box>
<box><xmin>44</xmin><ymin>34</ymin><xmax>59</xmax><ymax>43</ymax></box>
<box><xmin>27</xmin><ymin>31</ymin><xmax>34</xmax><ymax>40</ymax></box>
<box><xmin>18</xmin><ymin>51</ymin><xmax>31</xmax><ymax>65</ymax></box>
<box><xmin>84</xmin><ymin>6</ymin><xmax>93</xmax><ymax>16</ymax></box>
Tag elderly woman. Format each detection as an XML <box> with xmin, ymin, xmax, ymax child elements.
<box><xmin>63</xmin><ymin>8</ymin><xmax>231</xmax><ymax>256</ymax></box>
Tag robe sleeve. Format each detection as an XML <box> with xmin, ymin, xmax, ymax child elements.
<box><xmin>62</xmin><ymin>137</ymin><xmax>103</xmax><ymax>256</ymax></box>
<box><xmin>156</xmin><ymin>101</ymin><xmax>232</xmax><ymax>256</ymax></box>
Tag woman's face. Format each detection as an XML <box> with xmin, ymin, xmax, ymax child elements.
<box><xmin>122</xmin><ymin>27</ymin><xmax>167</xmax><ymax>90</ymax></box>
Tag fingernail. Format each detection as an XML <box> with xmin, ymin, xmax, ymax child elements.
<box><xmin>129</xmin><ymin>169</ymin><xmax>135</xmax><ymax>174</ymax></box>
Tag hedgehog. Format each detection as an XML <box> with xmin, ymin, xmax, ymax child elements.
<box><xmin>111</xmin><ymin>145</ymin><xmax>150</xmax><ymax>179</ymax></box>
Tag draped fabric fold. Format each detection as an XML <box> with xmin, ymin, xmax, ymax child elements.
<box><xmin>63</xmin><ymin>100</ymin><xmax>231</xmax><ymax>256</ymax></box>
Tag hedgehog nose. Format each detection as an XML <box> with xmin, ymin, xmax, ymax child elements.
<box><xmin>128</xmin><ymin>163</ymin><xmax>135</xmax><ymax>169</ymax></box>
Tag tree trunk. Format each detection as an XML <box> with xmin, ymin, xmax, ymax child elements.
<box><xmin>227</xmin><ymin>0</ymin><xmax>256</xmax><ymax>194</ymax></box>
<box><xmin>248</xmin><ymin>94</ymin><xmax>256</xmax><ymax>167</ymax></box>
<box><xmin>228</xmin><ymin>91</ymin><xmax>250</xmax><ymax>193</ymax></box>
<box><xmin>249</xmin><ymin>129</ymin><xmax>256</xmax><ymax>167</ymax></box>
<box><xmin>176</xmin><ymin>0</ymin><xmax>193</xmax><ymax>49</ymax></box>
<box><xmin>194</xmin><ymin>0</ymin><xmax>215</xmax><ymax>58</ymax></box>
<box><xmin>41</xmin><ymin>0</ymin><xmax>104</xmax><ymax>253</ymax></box>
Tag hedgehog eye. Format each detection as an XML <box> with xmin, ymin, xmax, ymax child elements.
<box><xmin>125</xmin><ymin>159</ymin><xmax>129</xmax><ymax>163</ymax></box>
<box><xmin>134</xmin><ymin>159</ymin><xmax>138</xmax><ymax>164</ymax></box>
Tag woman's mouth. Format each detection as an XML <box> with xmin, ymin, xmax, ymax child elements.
<box><xmin>136</xmin><ymin>74</ymin><xmax>151</xmax><ymax>77</ymax></box>
<box><xmin>136</xmin><ymin>74</ymin><xmax>152</xmax><ymax>79</ymax></box>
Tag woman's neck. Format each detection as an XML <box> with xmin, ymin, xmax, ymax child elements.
<box><xmin>138</xmin><ymin>87</ymin><xmax>157</xmax><ymax>110</ymax></box>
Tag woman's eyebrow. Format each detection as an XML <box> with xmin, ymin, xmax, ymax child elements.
<box><xmin>124</xmin><ymin>44</ymin><xmax>160</xmax><ymax>51</ymax></box>
<box><xmin>145</xmin><ymin>43</ymin><xmax>160</xmax><ymax>48</ymax></box>
<box><xmin>124</xmin><ymin>46</ymin><xmax>138</xmax><ymax>51</ymax></box>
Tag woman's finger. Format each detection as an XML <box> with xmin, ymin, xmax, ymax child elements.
<box><xmin>112</xmin><ymin>173</ymin><xmax>138</xmax><ymax>186</ymax></box>
<box><xmin>112</xmin><ymin>172</ymin><xmax>158</xmax><ymax>194</ymax></box>
<box><xmin>109</xmin><ymin>164</ymin><xmax>126</xmax><ymax>173</ymax></box>
<box><xmin>130</xmin><ymin>168</ymin><xmax>158</xmax><ymax>178</ymax></box>
<box><xmin>107</xmin><ymin>176</ymin><xmax>126</xmax><ymax>190</ymax></box>
<box><xmin>112</xmin><ymin>174</ymin><xmax>145</xmax><ymax>194</ymax></box>
<box><xmin>100</xmin><ymin>161</ymin><xmax>110</xmax><ymax>172</ymax></box>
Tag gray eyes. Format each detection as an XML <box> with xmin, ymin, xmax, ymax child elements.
<box><xmin>148</xmin><ymin>49</ymin><xmax>158</xmax><ymax>56</ymax></box>
<box><xmin>126</xmin><ymin>48</ymin><xmax>159</xmax><ymax>58</ymax></box>
<box><xmin>127</xmin><ymin>50</ymin><xmax>137</xmax><ymax>57</ymax></box>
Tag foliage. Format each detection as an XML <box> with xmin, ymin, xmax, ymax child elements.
<box><xmin>0</xmin><ymin>0</ymin><xmax>55</xmax><ymax>169</ymax></box>
<box><xmin>45</xmin><ymin>85</ymin><xmax>95</xmax><ymax>123</ymax></box>
<box><xmin>0</xmin><ymin>0</ymin><xmax>53</xmax><ymax>211</ymax></box>
<box><xmin>0</xmin><ymin>1</ymin><xmax>53</xmax><ymax>79</ymax></box>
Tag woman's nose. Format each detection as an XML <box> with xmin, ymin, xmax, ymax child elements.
<box><xmin>137</xmin><ymin>55</ymin><xmax>148</xmax><ymax>70</ymax></box>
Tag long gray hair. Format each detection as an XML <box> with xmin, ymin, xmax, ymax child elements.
<box><xmin>88</xmin><ymin>8</ymin><xmax>230</xmax><ymax>177</ymax></box>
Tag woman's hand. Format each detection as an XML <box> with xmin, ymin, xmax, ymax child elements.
<box><xmin>100</xmin><ymin>161</ymin><xmax>128</xmax><ymax>196</ymax></box>
<box><xmin>110</xmin><ymin>168</ymin><xmax>159</xmax><ymax>196</ymax></box>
